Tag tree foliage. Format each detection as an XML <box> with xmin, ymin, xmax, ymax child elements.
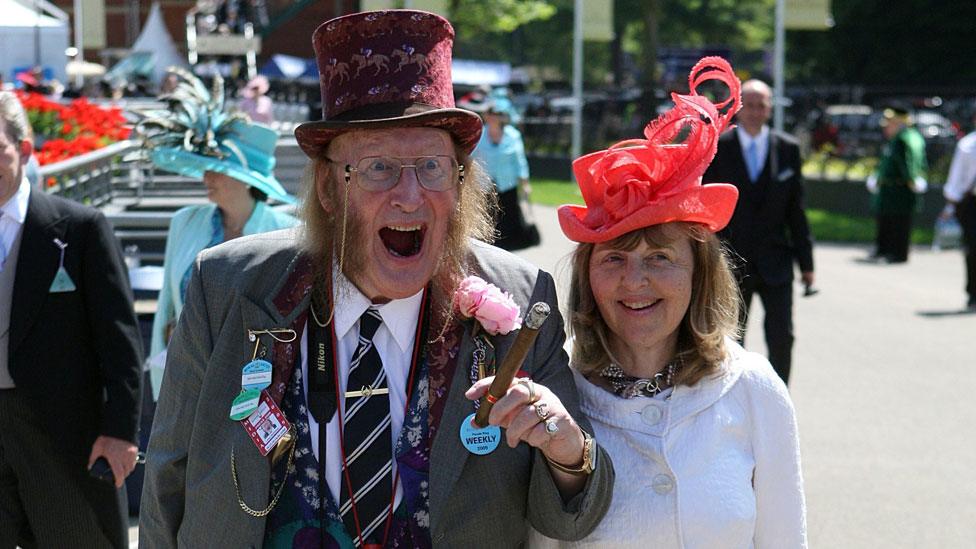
<box><xmin>449</xmin><ymin>0</ymin><xmax>557</xmax><ymax>33</ymax></box>
<box><xmin>451</xmin><ymin>0</ymin><xmax>774</xmax><ymax>89</ymax></box>
<box><xmin>789</xmin><ymin>1</ymin><xmax>976</xmax><ymax>86</ymax></box>
<box><xmin>449</xmin><ymin>0</ymin><xmax>976</xmax><ymax>90</ymax></box>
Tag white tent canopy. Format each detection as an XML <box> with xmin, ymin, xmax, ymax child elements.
<box><xmin>0</xmin><ymin>0</ymin><xmax>69</xmax><ymax>83</ymax></box>
<box><xmin>126</xmin><ymin>2</ymin><xmax>186</xmax><ymax>85</ymax></box>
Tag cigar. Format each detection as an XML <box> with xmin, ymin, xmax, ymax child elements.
<box><xmin>474</xmin><ymin>302</ymin><xmax>551</xmax><ymax>428</ymax></box>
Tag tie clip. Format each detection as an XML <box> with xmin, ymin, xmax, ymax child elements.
<box><xmin>345</xmin><ymin>385</ymin><xmax>389</xmax><ymax>399</ymax></box>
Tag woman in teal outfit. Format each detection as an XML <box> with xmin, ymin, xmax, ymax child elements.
<box><xmin>470</xmin><ymin>95</ymin><xmax>537</xmax><ymax>250</ymax></box>
<box><xmin>139</xmin><ymin>69</ymin><xmax>299</xmax><ymax>398</ymax></box>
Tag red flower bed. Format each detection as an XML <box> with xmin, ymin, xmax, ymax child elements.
<box><xmin>16</xmin><ymin>91</ymin><xmax>131</xmax><ymax>168</ymax></box>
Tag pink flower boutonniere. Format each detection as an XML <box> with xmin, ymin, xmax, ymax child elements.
<box><xmin>455</xmin><ymin>275</ymin><xmax>522</xmax><ymax>335</ymax></box>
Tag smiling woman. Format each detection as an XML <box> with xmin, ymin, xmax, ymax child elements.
<box><xmin>570</xmin><ymin>222</ymin><xmax>734</xmax><ymax>388</ymax></box>
<box><xmin>531</xmin><ymin>57</ymin><xmax>808</xmax><ymax>548</ymax></box>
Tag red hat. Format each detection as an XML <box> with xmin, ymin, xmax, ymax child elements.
<box><xmin>559</xmin><ymin>57</ymin><xmax>742</xmax><ymax>243</ymax></box>
<box><xmin>294</xmin><ymin>10</ymin><xmax>483</xmax><ymax>158</ymax></box>
<box><xmin>15</xmin><ymin>70</ymin><xmax>39</xmax><ymax>87</ymax></box>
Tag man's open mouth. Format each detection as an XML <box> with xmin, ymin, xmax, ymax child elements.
<box><xmin>379</xmin><ymin>224</ymin><xmax>425</xmax><ymax>257</ymax></box>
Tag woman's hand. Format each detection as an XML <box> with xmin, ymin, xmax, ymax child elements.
<box><xmin>465</xmin><ymin>375</ymin><xmax>585</xmax><ymax>469</ymax></box>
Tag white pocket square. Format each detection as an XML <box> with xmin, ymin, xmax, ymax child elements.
<box><xmin>777</xmin><ymin>168</ymin><xmax>795</xmax><ymax>181</ymax></box>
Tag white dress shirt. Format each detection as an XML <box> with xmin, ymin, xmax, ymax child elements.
<box><xmin>0</xmin><ymin>177</ymin><xmax>30</xmax><ymax>270</ymax></box>
<box><xmin>737</xmin><ymin>125</ymin><xmax>770</xmax><ymax>180</ymax></box>
<box><xmin>943</xmin><ymin>131</ymin><xmax>976</xmax><ymax>203</ymax></box>
<box><xmin>0</xmin><ymin>177</ymin><xmax>30</xmax><ymax>388</ymax></box>
<box><xmin>299</xmin><ymin>268</ymin><xmax>423</xmax><ymax>509</ymax></box>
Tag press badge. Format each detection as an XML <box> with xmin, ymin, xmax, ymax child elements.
<box><xmin>242</xmin><ymin>392</ymin><xmax>291</xmax><ymax>456</ymax></box>
<box><xmin>241</xmin><ymin>359</ymin><xmax>273</xmax><ymax>391</ymax></box>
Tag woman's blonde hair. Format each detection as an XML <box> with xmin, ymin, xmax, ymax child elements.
<box><xmin>568</xmin><ymin>222</ymin><xmax>740</xmax><ymax>387</ymax></box>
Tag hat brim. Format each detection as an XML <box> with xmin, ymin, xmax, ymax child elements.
<box><xmin>151</xmin><ymin>148</ymin><xmax>297</xmax><ymax>205</ymax></box>
<box><xmin>294</xmin><ymin>107</ymin><xmax>483</xmax><ymax>158</ymax></box>
<box><xmin>557</xmin><ymin>183</ymin><xmax>739</xmax><ymax>243</ymax></box>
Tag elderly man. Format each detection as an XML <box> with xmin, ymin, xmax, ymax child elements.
<box><xmin>0</xmin><ymin>91</ymin><xmax>143</xmax><ymax>547</ymax></box>
<box><xmin>703</xmin><ymin>79</ymin><xmax>815</xmax><ymax>385</ymax></box>
<box><xmin>140</xmin><ymin>10</ymin><xmax>612</xmax><ymax>548</ymax></box>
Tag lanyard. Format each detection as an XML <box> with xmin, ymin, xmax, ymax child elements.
<box><xmin>306</xmin><ymin>284</ymin><xmax>430</xmax><ymax>547</ymax></box>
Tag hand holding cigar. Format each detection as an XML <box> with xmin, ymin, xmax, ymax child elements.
<box><xmin>464</xmin><ymin>301</ymin><xmax>588</xmax><ymax>473</ymax></box>
<box><xmin>473</xmin><ymin>302</ymin><xmax>550</xmax><ymax>427</ymax></box>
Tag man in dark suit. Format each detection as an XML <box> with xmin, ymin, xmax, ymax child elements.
<box><xmin>702</xmin><ymin>79</ymin><xmax>814</xmax><ymax>385</ymax></box>
<box><xmin>0</xmin><ymin>91</ymin><xmax>143</xmax><ymax>547</ymax></box>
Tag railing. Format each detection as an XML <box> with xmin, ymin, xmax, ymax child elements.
<box><xmin>186</xmin><ymin>9</ymin><xmax>261</xmax><ymax>79</ymax></box>
<box><xmin>38</xmin><ymin>140</ymin><xmax>142</xmax><ymax>206</ymax></box>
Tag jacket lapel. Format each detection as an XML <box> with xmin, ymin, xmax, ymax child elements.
<box><xmin>240</xmin><ymin>252</ymin><xmax>313</xmax><ymax>405</ymax></box>
<box><xmin>428</xmin><ymin>323</ymin><xmax>477</xmax><ymax>532</ymax></box>
<box><xmin>230</xmin><ymin>252</ymin><xmax>312</xmax><ymax>499</ymax></box>
<box><xmin>10</xmin><ymin>192</ymin><xmax>66</xmax><ymax>354</ymax></box>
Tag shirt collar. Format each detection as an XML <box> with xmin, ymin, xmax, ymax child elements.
<box><xmin>736</xmin><ymin>124</ymin><xmax>769</xmax><ymax>148</ymax></box>
<box><xmin>0</xmin><ymin>177</ymin><xmax>31</xmax><ymax>225</ymax></box>
<box><xmin>332</xmin><ymin>266</ymin><xmax>424</xmax><ymax>353</ymax></box>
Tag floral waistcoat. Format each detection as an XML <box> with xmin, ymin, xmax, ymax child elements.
<box><xmin>260</xmin><ymin>256</ymin><xmax>465</xmax><ymax>548</ymax></box>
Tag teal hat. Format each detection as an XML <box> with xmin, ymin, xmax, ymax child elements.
<box><xmin>137</xmin><ymin>67</ymin><xmax>296</xmax><ymax>204</ymax></box>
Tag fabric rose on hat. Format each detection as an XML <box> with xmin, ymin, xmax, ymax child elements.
<box><xmin>580</xmin><ymin>144</ymin><xmax>680</xmax><ymax>224</ymax></box>
<box><xmin>455</xmin><ymin>275</ymin><xmax>522</xmax><ymax>335</ymax></box>
<box><xmin>598</xmin><ymin>149</ymin><xmax>658</xmax><ymax>222</ymax></box>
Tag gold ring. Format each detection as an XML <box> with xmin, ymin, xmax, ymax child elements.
<box><xmin>534</xmin><ymin>402</ymin><xmax>549</xmax><ymax>420</ymax></box>
<box><xmin>518</xmin><ymin>378</ymin><xmax>538</xmax><ymax>404</ymax></box>
<box><xmin>544</xmin><ymin>418</ymin><xmax>559</xmax><ymax>435</ymax></box>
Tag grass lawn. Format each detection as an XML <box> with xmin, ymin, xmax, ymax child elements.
<box><xmin>528</xmin><ymin>178</ymin><xmax>933</xmax><ymax>245</ymax></box>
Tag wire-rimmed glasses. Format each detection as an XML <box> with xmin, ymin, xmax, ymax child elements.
<box><xmin>329</xmin><ymin>155</ymin><xmax>464</xmax><ymax>191</ymax></box>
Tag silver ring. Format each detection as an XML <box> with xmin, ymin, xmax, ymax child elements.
<box><xmin>544</xmin><ymin>418</ymin><xmax>559</xmax><ymax>435</ymax></box>
<box><xmin>534</xmin><ymin>402</ymin><xmax>550</xmax><ymax>420</ymax></box>
<box><xmin>518</xmin><ymin>378</ymin><xmax>538</xmax><ymax>404</ymax></box>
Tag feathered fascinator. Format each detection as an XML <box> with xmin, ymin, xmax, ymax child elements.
<box><xmin>558</xmin><ymin>57</ymin><xmax>741</xmax><ymax>243</ymax></box>
<box><xmin>136</xmin><ymin>67</ymin><xmax>296</xmax><ymax>204</ymax></box>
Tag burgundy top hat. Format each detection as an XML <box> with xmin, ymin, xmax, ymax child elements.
<box><xmin>294</xmin><ymin>10</ymin><xmax>483</xmax><ymax>158</ymax></box>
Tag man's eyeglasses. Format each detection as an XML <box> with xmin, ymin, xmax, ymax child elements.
<box><xmin>329</xmin><ymin>155</ymin><xmax>464</xmax><ymax>192</ymax></box>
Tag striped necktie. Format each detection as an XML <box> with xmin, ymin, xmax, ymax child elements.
<box><xmin>339</xmin><ymin>307</ymin><xmax>393</xmax><ymax>545</ymax></box>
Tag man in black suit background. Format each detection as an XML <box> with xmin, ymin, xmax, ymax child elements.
<box><xmin>0</xmin><ymin>91</ymin><xmax>143</xmax><ymax>547</ymax></box>
<box><xmin>702</xmin><ymin>79</ymin><xmax>814</xmax><ymax>385</ymax></box>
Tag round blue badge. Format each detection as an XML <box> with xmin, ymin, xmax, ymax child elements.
<box><xmin>241</xmin><ymin>359</ymin><xmax>273</xmax><ymax>391</ymax></box>
<box><xmin>459</xmin><ymin>412</ymin><xmax>501</xmax><ymax>455</ymax></box>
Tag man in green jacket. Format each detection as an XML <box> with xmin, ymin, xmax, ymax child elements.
<box><xmin>867</xmin><ymin>105</ymin><xmax>928</xmax><ymax>263</ymax></box>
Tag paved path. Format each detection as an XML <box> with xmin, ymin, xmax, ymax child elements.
<box><xmin>518</xmin><ymin>205</ymin><xmax>976</xmax><ymax>548</ymax></box>
<box><xmin>129</xmin><ymin>206</ymin><xmax>976</xmax><ymax>548</ymax></box>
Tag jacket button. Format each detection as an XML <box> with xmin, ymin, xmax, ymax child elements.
<box><xmin>652</xmin><ymin>473</ymin><xmax>674</xmax><ymax>494</ymax></box>
<box><xmin>641</xmin><ymin>404</ymin><xmax>662</xmax><ymax>425</ymax></box>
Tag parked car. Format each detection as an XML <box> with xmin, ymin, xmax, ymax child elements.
<box><xmin>809</xmin><ymin>104</ymin><xmax>881</xmax><ymax>156</ymax></box>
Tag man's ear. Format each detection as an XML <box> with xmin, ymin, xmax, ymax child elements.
<box><xmin>19</xmin><ymin>139</ymin><xmax>33</xmax><ymax>164</ymax></box>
